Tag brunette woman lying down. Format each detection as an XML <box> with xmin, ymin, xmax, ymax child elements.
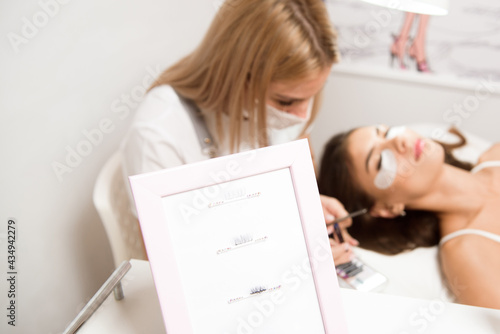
<box><xmin>318</xmin><ymin>125</ymin><xmax>500</xmax><ymax>309</ymax></box>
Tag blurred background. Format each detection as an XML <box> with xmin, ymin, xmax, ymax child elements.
<box><xmin>1</xmin><ymin>0</ymin><xmax>499</xmax><ymax>333</ymax></box>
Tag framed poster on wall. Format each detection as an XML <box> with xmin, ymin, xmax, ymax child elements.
<box><xmin>129</xmin><ymin>139</ymin><xmax>348</xmax><ymax>334</ymax></box>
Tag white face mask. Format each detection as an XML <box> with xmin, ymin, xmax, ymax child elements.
<box><xmin>265</xmin><ymin>99</ymin><xmax>313</xmax><ymax>145</ymax></box>
<box><xmin>373</xmin><ymin>126</ymin><xmax>405</xmax><ymax>189</ymax></box>
<box><xmin>265</xmin><ymin>101</ymin><xmax>311</xmax><ymax>130</ymax></box>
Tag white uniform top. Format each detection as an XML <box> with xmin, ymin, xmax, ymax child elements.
<box><xmin>120</xmin><ymin>85</ymin><xmax>214</xmax><ymax>215</ymax></box>
<box><xmin>120</xmin><ymin>84</ymin><xmax>308</xmax><ymax>215</ymax></box>
<box><xmin>121</xmin><ymin>85</ymin><xmax>210</xmax><ymax>179</ymax></box>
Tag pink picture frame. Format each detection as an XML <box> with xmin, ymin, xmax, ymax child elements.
<box><xmin>129</xmin><ymin>139</ymin><xmax>348</xmax><ymax>334</ymax></box>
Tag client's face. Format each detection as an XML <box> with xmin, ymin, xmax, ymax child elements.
<box><xmin>347</xmin><ymin>125</ymin><xmax>444</xmax><ymax>203</ymax></box>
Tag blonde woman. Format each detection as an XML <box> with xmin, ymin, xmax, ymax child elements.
<box><xmin>121</xmin><ymin>0</ymin><xmax>356</xmax><ymax>263</ymax></box>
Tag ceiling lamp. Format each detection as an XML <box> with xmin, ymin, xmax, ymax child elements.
<box><xmin>359</xmin><ymin>0</ymin><xmax>450</xmax><ymax>15</ymax></box>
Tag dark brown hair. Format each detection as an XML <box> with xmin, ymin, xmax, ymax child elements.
<box><xmin>318</xmin><ymin>127</ymin><xmax>473</xmax><ymax>255</ymax></box>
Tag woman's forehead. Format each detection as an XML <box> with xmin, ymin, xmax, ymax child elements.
<box><xmin>347</xmin><ymin>126</ymin><xmax>379</xmax><ymax>174</ymax></box>
<box><xmin>349</xmin><ymin>127</ymin><xmax>375</xmax><ymax>153</ymax></box>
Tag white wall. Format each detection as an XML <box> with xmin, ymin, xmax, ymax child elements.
<box><xmin>310</xmin><ymin>64</ymin><xmax>500</xmax><ymax>163</ymax></box>
<box><xmin>0</xmin><ymin>1</ymin><xmax>217</xmax><ymax>333</ymax></box>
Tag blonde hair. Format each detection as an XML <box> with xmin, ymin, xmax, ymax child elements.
<box><xmin>151</xmin><ymin>0</ymin><xmax>339</xmax><ymax>151</ymax></box>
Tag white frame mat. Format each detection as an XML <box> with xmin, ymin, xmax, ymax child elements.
<box><xmin>129</xmin><ymin>139</ymin><xmax>348</xmax><ymax>334</ymax></box>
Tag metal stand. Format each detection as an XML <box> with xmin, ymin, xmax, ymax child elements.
<box><xmin>63</xmin><ymin>260</ymin><xmax>132</xmax><ymax>334</ymax></box>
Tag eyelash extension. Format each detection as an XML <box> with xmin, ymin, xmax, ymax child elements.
<box><xmin>208</xmin><ymin>192</ymin><xmax>261</xmax><ymax>208</ymax></box>
<box><xmin>227</xmin><ymin>285</ymin><xmax>282</xmax><ymax>304</ymax></box>
<box><xmin>336</xmin><ymin>258</ymin><xmax>364</xmax><ymax>279</ymax></box>
<box><xmin>376</xmin><ymin>127</ymin><xmax>393</xmax><ymax>170</ymax></box>
<box><xmin>234</xmin><ymin>234</ymin><xmax>253</xmax><ymax>246</ymax></box>
<box><xmin>216</xmin><ymin>235</ymin><xmax>268</xmax><ymax>255</ymax></box>
<box><xmin>384</xmin><ymin>127</ymin><xmax>392</xmax><ymax>138</ymax></box>
<box><xmin>250</xmin><ymin>286</ymin><xmax>267</xmax><ymax>295</ymax></box>
<box><xmin>278</xmin><ymin>100</ymin><xmax>294</xmax><ymax>106</ymax></box>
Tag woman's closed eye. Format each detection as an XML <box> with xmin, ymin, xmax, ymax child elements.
<box><xmin>373</xmin><ymin>127</ymin><xmax>390</xmax><ymax>171</ymax></box>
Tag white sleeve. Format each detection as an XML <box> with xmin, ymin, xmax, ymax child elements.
<box><xmin>119</xmin><ymin>85</ymin><xmax>204</xmax><ymax>215</ymax></box>
<box><xmin>120</xmin><ymin>86</ymin><xmax>191</xmax><ymax>177</ymax></box>
<box><xmin>121</xmin><ymin>123</ymin><xmax>185</xmax><ymax>178</ymax></box>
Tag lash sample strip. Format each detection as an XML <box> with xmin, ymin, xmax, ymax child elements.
<box><xmin>216</xmin><ymin>236</ymin><xmax>268</xmax><ymax>255</ymax></box>
<box><xmin>227</xmin><ymin>285</ymin><xmax>282</xmax><ymax>304</ymax></box>
<box><xmin>208</xmin><ymin>192</ymin><xmax>261</xmax><ymax>208</ymax></box>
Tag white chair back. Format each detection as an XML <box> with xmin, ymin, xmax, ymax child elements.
<box><xmin>93</xmin><ymin>151</ymin><xmax>147</xmax><ymax>267</ymax></box>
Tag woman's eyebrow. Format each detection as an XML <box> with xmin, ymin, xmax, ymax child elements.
<box><xmin>365</xmin><ymin>147</ymin><xmax>373</xmax><ymax>173</ymax></box>
<box><xmin>273</xmin><ymin>94</ymin><xmax>304</xmax><ymax>102</ymax></box>
<box><xmin>365</xmin><ymin>128</ymin><xmax>379</xmax><ymax>173</ymax></box>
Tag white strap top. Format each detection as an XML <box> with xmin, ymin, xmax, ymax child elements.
<box><xmin>440</xmin><ymin>229</ymin><xmax>500</xmax><ymax>246</ymax></box>
<box><xmin>470</xmin><ymin>160</ymin><xmax>500</xmax><ymax>174</ymax></box>
<box><xmin>440</xmin><ymin>160</ymin><xmax>500</xmax><ymax>246</ymax></box>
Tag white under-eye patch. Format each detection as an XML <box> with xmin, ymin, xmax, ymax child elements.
<box><xmin>374</xmin><ymin>149</ymin><xmax>397</xmax><ymax>189</ymax></box>
<box><xmin>386</xmin><ymin>126</ymin><xmax>406</xmax><ymax>139</ymax></box>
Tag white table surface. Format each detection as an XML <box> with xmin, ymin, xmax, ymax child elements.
<box><xmin>78</xmin><ymin>259</ymin><xmax>500</xmax><ymax>334</ymax></box>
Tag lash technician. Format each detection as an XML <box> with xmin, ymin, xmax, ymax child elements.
<box><xmin>121</xmin><ymin>0</ymin><xmax>358</xmax><ymax>264</ymax></box>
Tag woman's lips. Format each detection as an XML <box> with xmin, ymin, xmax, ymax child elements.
<box><xmin>415</xmin><ymin>138</ymin><xmax>424</xmax><ymax>160</ymax></box>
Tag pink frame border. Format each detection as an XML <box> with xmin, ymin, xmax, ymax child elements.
<box><xmin>129</xmin><ymin>139</ymin><xmax>348</xmax><ymax>333</ymax></box>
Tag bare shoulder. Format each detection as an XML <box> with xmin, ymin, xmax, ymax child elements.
<box><xmin>440</xmin><ymin>234</ymin><xmax>500</xmax><ymax>308</ymax></box>
<box><xmin>441</xmin><ymin>233</ymin><xmax>500</xmax><ymax>260</ymax></box>
<box><xmin>440</xmin><ymin>235</ymin><xmax>475</xmax><ymax>264</ymax></box>
<box><xmin>477</xmin><ymin>143</ymin><xmax>500</xmax><ymax>164</ymax></box>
